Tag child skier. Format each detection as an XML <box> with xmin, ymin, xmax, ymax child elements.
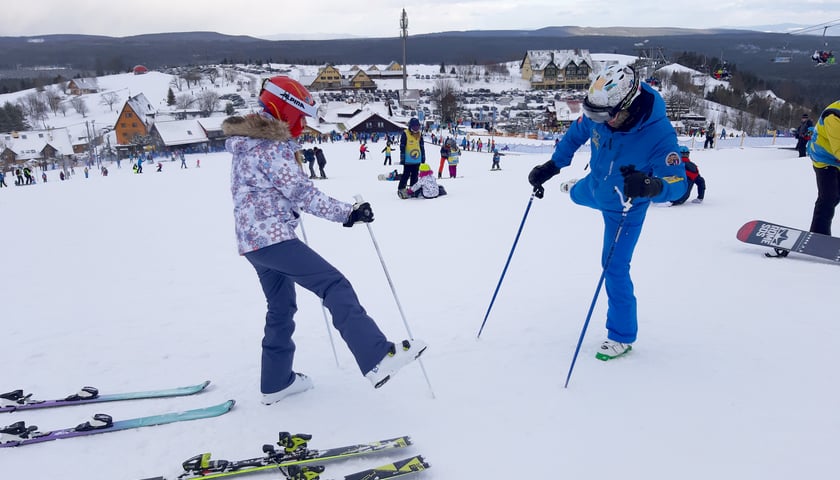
<box><xmin>447</xmin><ymin>144</ymin><xmax>460</xmax><ymax>178</ymax></box>
<box><xmin>406</xmin><ymin>163</ymin><xmax>447</xmax><ymax>199</ymax></box>
<box><xmin>491</xmin><ymin>147</ymin><xmax>504</xmax><ymax>170</ymax></box>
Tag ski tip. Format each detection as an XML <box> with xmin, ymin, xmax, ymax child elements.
<box><xmin>198</xmin><ymin>380</ymin><xmax>211</xmax><ymax>390</ymax></box>
<box><xmin>736</xmin><ymin>220</ymin><xmax>760</xmax><ymax>242</ymax></box>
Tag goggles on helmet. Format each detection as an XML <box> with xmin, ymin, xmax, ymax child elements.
<box><xmin>260</xmin><ymin>78</ymin><xmax>318</xmax><ymax>118</ymax></box>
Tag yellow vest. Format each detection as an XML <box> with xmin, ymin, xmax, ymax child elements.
<box><xmin>403</xmin><ymin>130</ymin><xmax>423</xmax><ymax>164</ymax></box>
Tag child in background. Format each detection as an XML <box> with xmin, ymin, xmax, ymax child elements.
<box><xmin>447</xmin><ymin>144</ymin><xmax>460</xmax><ymax>178</ymax></box>
<box><xmin>491</xmin><ymin>147</ymin><xmax>504</xmax><ymax>171</ymax></box>
<box><xmin>407</xmin><ymin>163</ymin><xmax>447</xmax><ymax>199</ymax></box>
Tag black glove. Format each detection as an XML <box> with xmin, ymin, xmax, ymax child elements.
<box><xmin>620</xmin><ymin>165</ymin><xmax>663</xmax><ymax>198</ymax></box>
<box><xmin>343</xmin><ymin>202</ymin><xmax>374</xmax><ymax>227</ymax></box>
<box><xmin>528</xmin><ymin>160</ymin><xmax>561</xmax><ymax>199</ymax></box>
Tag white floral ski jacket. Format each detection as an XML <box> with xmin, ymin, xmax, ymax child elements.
<box><xmin>223</xmin><ymin>113</ymin><xmax>352</xmax><ymax>254</ymax></box>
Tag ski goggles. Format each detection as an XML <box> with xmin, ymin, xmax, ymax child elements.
<box><xmin>582</xmin><ymin>84</ymin><xmax>641</xmax><ymax>124</ymax></box>
<box><xmin>260</xmin><ymin>78</ymin><xmax>318</xmax><ymax>118</ymax></box>
<box><xmin>581</xmin><ymin>98</ymin><xmax>622</xmax><ymax>123</ymax></box>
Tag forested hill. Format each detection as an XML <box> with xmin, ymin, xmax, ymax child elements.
<box><xmin>1</xmin><ymin>27</ymin><xmax>837</xmax><ymax>105</ymax></box>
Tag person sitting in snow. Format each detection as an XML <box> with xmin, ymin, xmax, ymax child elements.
<box><xmin>671</xmin><ymin>146</ymin><xmax>706</xmax><ymax>205</ymax></box>
<box><xmin>406</xmin><ymin>163</ymin><xmax>446</xmax><ymax>199</ymax></box>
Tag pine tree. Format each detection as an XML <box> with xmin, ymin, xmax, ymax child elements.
<box><xmin>167</xmin><ymin>88</ymin><xmax>176</xmax><ymax>106</ymax></box>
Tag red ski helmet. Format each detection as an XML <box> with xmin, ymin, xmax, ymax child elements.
<box><xmin>259</xmin><ymin>76</ymin><xmax>318</xmax><ymax>138</ymax></box>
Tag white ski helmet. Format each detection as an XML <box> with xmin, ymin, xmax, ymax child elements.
<box><xmin>583</xmin><ymin>65</ymin><xmax>641</xmax><ymax>123</ymax></box>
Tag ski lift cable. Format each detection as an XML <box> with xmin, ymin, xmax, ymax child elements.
<box><xmin>787</xmin><ymin>19</ymin><xmax>840</xmax><ymax>36</ymax></box>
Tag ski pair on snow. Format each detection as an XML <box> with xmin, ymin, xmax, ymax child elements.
<box><xmin>0</xmin><ymin>380</ymin><xmax>212</xmax><ymax>413</ymax></box>
<box><xmin>140</xmin><ymin>432</ymin><xmax>429</xmax><ymax>480</ymax></box>
<box><xmin>0</xmin><ymin>381</ymin><xmax>233</xmax><ymax>447</ymax></box>
<box><xmin>0</xmin><ymin>399</ymin><xmax>235</xmax><ymax>447</ymax></box>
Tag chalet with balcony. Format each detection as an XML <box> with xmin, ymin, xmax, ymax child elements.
<box><xmin>521</xmin><ymin>50</ymin><xmax>596</xmax><ymax>90</ymax></box>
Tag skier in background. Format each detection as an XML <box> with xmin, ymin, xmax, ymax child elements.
<box><xmin>671</xmin><ymin>146</ymin><xmax>706</xmax><ymax>205</ymax></box>
<box><xmin>222</xmin><ymin>76</ymin><xmax>426</xmax><ymax>405</ymax></box>
<box><xmin>314</xmin><ymin>146</ymin><xmax>328</xmax><ymax>179</ymax></box>
<box><xmin>796</xmin><ymin>114</ymin><xmax>815</xmax><ymax>158</ymax></box>
<box><xmin>528</xmin><ymin>65</ymin><xmax>686</xmax><ymax>361</ymax></box>
<box><xmin>397</xmin><ymin>118</ymin><xmax>426</xmax><ymax>199</ymax></box>
<box><xmin>491</xmin><ymin>147</ymin><xmax>503</xmax><ymax>171</ymax></box>
<box><xmin>382</xmin><ymin>143</ymin><xmax>393</xmax><ymax>166</ymax></box>
<box><xmin>303</xmin><ymin>147</ymin><xmax>317</xmax><ymax>179</ymax></box>
<box><xmin>704</xmin><ymin>122</ymin><xmax>716</xmax><ymax>149</ymax></box>
<box><xmin>806</xmin><ymin>99</ymin><xmax>840</xmax><ymax>236</ymax></box>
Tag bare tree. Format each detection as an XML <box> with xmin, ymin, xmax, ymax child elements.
<box><xmin>431</xmin><ymin>78</ymin><xmax>459</xmax><ymax>124</ymax></box>
<box><xmin>181</xmin><ymin>69</ymin><xmax>203</xmax><ymax>88</ymax></box>
<box><xmin>44</xmin><ymin>87</ymin><xmax>64</xmax><ymax>116</ymax></box>
<box><xmin>18</xmin><ymin>93</ymin><xmax>49</xmax><ymax>127</ymax></box>
<box><xmin>206</xmin><ymin>67</ymin><xmax>220</xmax><ymax>86</ymax></box>
<box><xmin>69</xmin><ymin>96</ymin><xmax>89</xmax><ymax>117</ymax></box>
<box><xmin>223</xmin><ymin>68</ymin><xmax>237</xmax><ymax>86</ymax></box>
<box><xmin>170</xmin><ymin>76</ymin><xmax>186</xmax><ymax>92</ymax></box>
<box><xmin>175</xmin><ymin>93</ymin><xmax>196</xmax><ymax>110</ymax></box>
<box><xmin>196</xmin><ymin>90</ymin><xmax>220</xmax><ymax>117</ymax></box>
<box><xmin>99</xmin><ymin>92</ymin><xmax>120</xmax><ymax>112</ymax></box>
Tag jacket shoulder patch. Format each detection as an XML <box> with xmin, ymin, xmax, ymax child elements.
<box><xmin>666</xmin><ymin>152</ymin><xmax>680</xmax><ymax>166</ymax></box>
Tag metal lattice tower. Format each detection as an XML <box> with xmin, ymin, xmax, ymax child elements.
<box><xmin>400</xmin><ymin>9</ymin><xmax>408</xmax><ymax>92</ymax></box>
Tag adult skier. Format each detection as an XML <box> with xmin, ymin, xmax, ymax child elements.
<box><xmin>528</xmin><ymin>65</ymin><xmax>686</xmax><ymax>360</ymax></box>
<box><xmin>223</xmin><ymin>76</ymin><xmax>426</xmax><ymax>404</ymax></box>
<box><xmin>806</xmin><ymin>99</ymin><xmax>840</xmax><ymax>235</ymax></box>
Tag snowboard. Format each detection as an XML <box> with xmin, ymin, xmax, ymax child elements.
<box><xmin>736</xmin><ymin>220</ymin><xmax>840</xmax><ymax>262</ymax></box>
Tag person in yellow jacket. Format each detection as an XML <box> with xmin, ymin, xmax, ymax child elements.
<box><xmin>806</xmin><ymin>100</ymin><xmax>840</xmax><ymax>235</ymax></box>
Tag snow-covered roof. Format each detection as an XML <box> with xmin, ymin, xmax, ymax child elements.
<box><xmin>126</xmin><ymin>93</ymin><xmax>156</xmax><ymax>126</ymax></box>
<box><xmin>1</xmin><ymin>128</ymin><xmax>75</xmax><ymax>160</ymax></box>
<box><xmin>152</xmin><ymin>119</ymin><xmax>208</xmax><ymax>146</ymax></box>
<box><xmin>526</xmin><ymin>49</ymin><xmax>594</xmax><ymax>70</ymax></box>
<box><xmin>69</xmin><ymin>78</ymin><xmax>99</xmax><ymax>91</ymax></box>
<box><xmin>196</xmin><ymin>116</ymin><xmax>227</xmax><ymax>133</ymax></box>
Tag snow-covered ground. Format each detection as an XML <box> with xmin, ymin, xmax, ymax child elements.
<box><xmin>1</xmin><ymin>132</ymin><xmax>836</xmax><ymax>479</ymax></box>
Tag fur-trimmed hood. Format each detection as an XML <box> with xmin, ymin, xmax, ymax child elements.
<box><xmin>222</xmin><ymin>113</ymin><xmax>292</xmax><ymax>142</ymax></box>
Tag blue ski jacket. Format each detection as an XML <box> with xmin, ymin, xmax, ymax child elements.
<box><xmin>550</xmin><ymin>83</ymin><xmax>686</xmax><ymax>212</ymax></box>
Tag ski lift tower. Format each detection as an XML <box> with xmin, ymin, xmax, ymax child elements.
<box><xmin>400</xmin><ymin>9</ymin><xmax>408</xmax><ymax>92</ymax></box>
<box><xmin>633</xmin><ymin>40</ymin><xmax>668</xmax><ymax>78</ymax></box>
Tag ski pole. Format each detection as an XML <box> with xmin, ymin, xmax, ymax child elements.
<box><xmin>477</xmin><ymin>192</ymin><xmax>536</xmax><ymax>338</ymax></box>
<box><xmin>353</xmin><ymin>195</ymin><xmax>436</xmax><ymax>399</ymax></box>
<box><xmin>298</xmin><ymin>215</ymin><xmax>341</xmax><ymax>368</ymax></box>
<box><xmin>563</xmin><ymin>187</ymin><xmax>633</xmax><ymax>388</ymax></box>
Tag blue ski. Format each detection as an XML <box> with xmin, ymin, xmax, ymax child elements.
<box><xmin>0</xmin><ymin>400</ymin><xmax>235</xmax><ymax>447</ymax></box>
<box><xmin>0</xmin><ymin>381</ymin><xmax>212</xmax><ymax>413</ymax></box>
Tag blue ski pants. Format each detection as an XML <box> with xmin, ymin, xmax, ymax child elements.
<box><xmin>244</xmin><ymin>239</ymin><xmax>391</xmax><ymax>394</ymax></box>
<box><xmin>571</xmin><ymin>183</ymin><xmax>648</xmax><ymax>343</ymax></box>
<box><xmin>600</xmin><ymin>208</ymin><xmax>647</xmax><ymax>344</ymax></box>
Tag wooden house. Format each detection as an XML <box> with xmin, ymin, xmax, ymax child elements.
<box><xmin>114</xmin><ymin>93</ymin><xmax>156</xmax><ymax>148</ymax></box>
<box><xmin>308</xmin><ymin>65</ymin><xmax>343</xmax><ymax>91</ymax></box>
<box><xmin>66</xmin><ymin>78</ymin><xmax>99</xmax><ymax>96</ymax></box>
<box><xmin>347</xmin><ymin>70</ymin><xmax>376</xmax><ymax>91</ymax></box>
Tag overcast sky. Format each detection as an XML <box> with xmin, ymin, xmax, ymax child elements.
<box><xmin>3</xmin><ymin>1</ymin><xmax>840</xmax><ymax>38</ymax></box>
